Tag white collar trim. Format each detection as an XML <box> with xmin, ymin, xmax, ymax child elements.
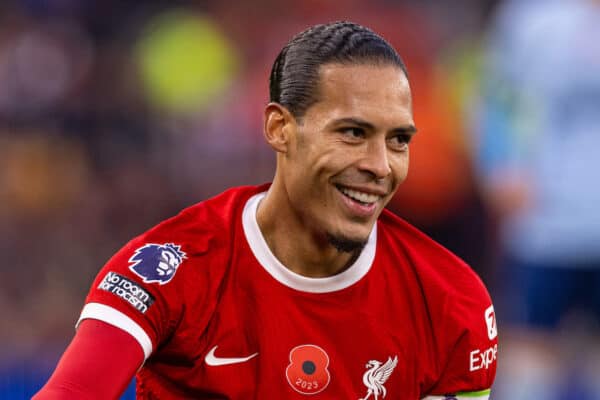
<box><xmin>242</xmin><ymin>192</ymin><xmax>376</xmax><ymax>293</ymax></box>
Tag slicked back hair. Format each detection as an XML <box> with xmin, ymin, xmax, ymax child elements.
<box><xmin>269</xmin><ymin>21</ymin><xmax>408</xmax><ymax>121</ymax></box>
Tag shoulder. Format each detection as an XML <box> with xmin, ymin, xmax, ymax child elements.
<box><xmin>79</xmin><ymin>185</ymin><xmax>268</xmax><ymax>358</ymax></box>
<box><xmin>378</xmin><ymin>209</ymin><xmax>487</xmax><ymax>298</ymax></box>
<box><xmin>139</xmin><ymin>185</ymin><xmax>265</xmax><ymax>244</ymax></box>
<box><xmin>114</xmin><ymin>184</ymin><xmax>270</xmax><ymax>290</ymax></box>
<box><xmin>378</xmin><ymin>209</ymin><xmax>497</xmax><ymax>395</ymax></box>
<box><xmin>379</xmin><ymin>208</ymin><xmax>489</xmax><ymax>297</ymax></box>
<box><xmin>378</xmin><ymin>209</ymin><xmax>493</xmax><ymax>338</ymax></box>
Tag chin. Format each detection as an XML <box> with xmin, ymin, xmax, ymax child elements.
<box><xmin>326</xmin><ymin>222</ymin><xmax>371</xmax><ymax>253</ymax></box>
<box><xmin>326</xmin><ymin>233</ymin><xmax>367</xmax><ymax>253</ymax></box>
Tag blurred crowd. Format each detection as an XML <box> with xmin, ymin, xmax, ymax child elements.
<box><xmin>1</xmin><ymin>0</ymin><xmax>599</xmax><ymax>399</ymax></box>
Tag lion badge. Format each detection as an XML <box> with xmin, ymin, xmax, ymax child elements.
<box><xmin>129</xmin><ymin>243</ymin><xmax>186</xmax><ymax>285</ymax></box>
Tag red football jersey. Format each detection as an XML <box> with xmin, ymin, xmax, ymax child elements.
<box><xmin>79</xmin><ymin>185</ymin><xmax>497</xmax><ymax>399</ymax></box>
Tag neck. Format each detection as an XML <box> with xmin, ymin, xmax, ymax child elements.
<box><xmin>256</xmin><ymin>186</ymin><xmax>358</xmax><ymax>278</ymax></box>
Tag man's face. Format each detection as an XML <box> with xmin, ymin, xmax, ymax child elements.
<box><xmin>281</xmin><ymin>63</ymin><xmax>415</xmax><ymax>249</ymax></box>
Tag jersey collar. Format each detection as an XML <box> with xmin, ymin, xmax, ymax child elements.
<box><xmin>242</xmin><ymin>192</ymin><xmax>377</xmax><ymax>293</ymax></box>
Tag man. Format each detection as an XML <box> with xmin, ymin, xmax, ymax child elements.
<box><xmin>35</xmin><ymin>21</ymin><xmax>497</xmax><ymax>399</ymax></box>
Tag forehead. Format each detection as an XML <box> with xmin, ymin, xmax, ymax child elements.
<box><xmin>308</xmin><ymin>63</ymin><xmax>413</xmax><ymax>126</ymax></box>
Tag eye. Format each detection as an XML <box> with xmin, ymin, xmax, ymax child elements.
<box><xmin>340</xmin><ymin>127</ymin><xmax>365</xmax><ymax>140</ymax></box>
<box><xmin>387</xmin><ymin>134</ymin><xmax>411</xmax><ymax>150</ymax></box>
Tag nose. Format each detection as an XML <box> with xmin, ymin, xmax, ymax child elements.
<box><xmin>358</xmin><ymin>138</ymin><xmax>392</xmax><ymax>180</ymax></box>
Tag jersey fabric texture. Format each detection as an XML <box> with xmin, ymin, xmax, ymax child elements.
<box><xmin>78</xmin><ymin>185</ymin><xmax>497</xmax><ymax>399</ymax></box>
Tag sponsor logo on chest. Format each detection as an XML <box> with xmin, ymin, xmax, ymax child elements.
<box><xmin>469</xmin><ymin>344</ymin><xmax>498</xmax><ymax>372</ymax></box>
<box><xmin>469</xmin><ymin>304</ymin><xmax>498</xmax><ymax>372</ymax></box>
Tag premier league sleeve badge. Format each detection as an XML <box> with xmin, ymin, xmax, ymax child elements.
<box><xmin>128</xmin><ymin>243</ymin><xmax>187</xmax><ymax>285</ymax></box>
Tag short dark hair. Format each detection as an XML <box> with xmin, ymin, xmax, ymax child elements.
<box><xmin>269</xmin><ymin>21</ymin><xmax>408</xmax><ymax>120</ymax></box>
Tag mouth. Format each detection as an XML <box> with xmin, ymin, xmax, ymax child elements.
<box><xmin>335</xmin><ymin>185</ymin><xmax>382</xmax><ymax>206</ymax></box>
<box><xmin>334</xmin><ymin>184</ymin><xmax>388</xmax><ymax>220</ymax></box>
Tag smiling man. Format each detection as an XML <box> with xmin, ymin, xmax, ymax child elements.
<box><xmin>259</xmin><ymin>61</ymin><xmax>415</xmax><ymax>278</ymax></box>
<box><xmin>35</xmin><ymin>22</ymin><xmax>497</xmax><ymax>399</ymax></box>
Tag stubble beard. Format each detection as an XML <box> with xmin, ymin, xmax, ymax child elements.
<box><xmin>326</xmin><ymin>232</ymin><xmax>367</xmax><ymax>254</ymax></box>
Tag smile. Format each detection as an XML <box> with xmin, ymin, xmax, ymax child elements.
<box><xmin>336</xmin><ymin>185</ymin><xmax>381</xmax><ymax>205</ymax></box>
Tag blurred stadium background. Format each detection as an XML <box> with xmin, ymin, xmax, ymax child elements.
<box><xmin>1</xmin><ymin>0</ymin><xmax>599</xmax><ymax>399</ymax></box>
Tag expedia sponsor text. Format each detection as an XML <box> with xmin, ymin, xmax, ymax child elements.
<box><xmin>469</xmin><ymin>344</ymin><xmax>497</xmax><ymax>372</ymax></box>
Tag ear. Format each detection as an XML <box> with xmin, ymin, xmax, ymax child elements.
<box><xmin>263</xmin><ymin>102</ymin><xmax>296</xmax><ymax>153</ymax></box>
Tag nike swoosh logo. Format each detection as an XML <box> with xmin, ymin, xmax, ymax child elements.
<box><xmin>205</xmin><ymin>345</ymin><xmax>258</xmax><ymax>366</ymax></box>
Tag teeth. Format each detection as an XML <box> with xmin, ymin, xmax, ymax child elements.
<box><xmin>339</xmin><ymin>187</ymin><xmax>380</xmax><ymax>204</ymax></box>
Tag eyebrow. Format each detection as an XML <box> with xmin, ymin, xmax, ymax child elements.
<box><xmin>332</xmin><ymin>117</ymin><xmax>418</xmax><ymax>135</ymax></box>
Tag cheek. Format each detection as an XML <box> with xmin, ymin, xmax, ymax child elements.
<box><xmin>391</xmin><ymin>153</ymin><xmax>410</xmax><ymax>184</ymax></box>
<box><xmin>305</xmin><ymin>144</ymin><xmax>348</xmax><ymax>182</ymax></box>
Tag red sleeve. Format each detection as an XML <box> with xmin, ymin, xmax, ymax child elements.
<box><xmin>425</xmin><ymin>287</ymin><xmax>498</xmax><ymax>397</ymax></box>
<box><xmin>32</xmin><ymin>320</ymin><xmax>143</xmax><ymax>400</ymax></box>
<box><xmin>413</xmin><ymin>246</ymin><xmax>497</xmax><ymax>398</ymax></box>
<box><xmin>77</xmin><ymin>212</ymin><xmax>208</xmax><ymax>361</ymax></box>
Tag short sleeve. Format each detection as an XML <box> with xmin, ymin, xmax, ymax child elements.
<box><xmin>424</xmin><ymin>297</ymin><xmax>498</xmax><ymax>400</ymax></box>
<box><xmin>379</xmin><ymin>208</ymin><xmax>498</xmax><ymax>399</ymax></box>
<box><xmin>77</xmin><ymin>234</ymin><xmax>193</xmax><ymax>361</ymax></box>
